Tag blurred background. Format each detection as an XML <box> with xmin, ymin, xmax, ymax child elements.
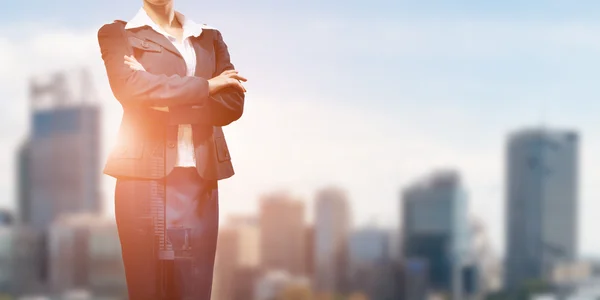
<box><xmin>2</xmin><ymin>0</ymin><xmax>600</xmax><ymax>299</ymax></box>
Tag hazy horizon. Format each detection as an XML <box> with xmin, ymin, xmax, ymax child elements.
<box><xmin>3</xmin><ymin>1</ymin><xmax>600</xmax><ymax>259</ymax></box>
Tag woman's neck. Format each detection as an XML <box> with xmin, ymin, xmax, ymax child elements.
<box><xmin>143</xmin><ymin>2</ymin><xmax>177</xmax><ymax>28</ymax></box>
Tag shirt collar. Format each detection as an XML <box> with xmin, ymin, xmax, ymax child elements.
<box><xmin>124</xmin><ymin>8</ymin><xmax>205</xmax><ymax>39</ymax></box>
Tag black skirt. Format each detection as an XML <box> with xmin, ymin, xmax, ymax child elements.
<box><xmin>115</xmin><ymin>167</ymin><xmax>219</xmax><ymax>300</ymax></box>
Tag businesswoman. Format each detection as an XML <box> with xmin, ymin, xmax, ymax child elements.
<box><xmin>97</xmin><ymin>0</ymin><xmax>246</xmax><ymax>299</ymax></box>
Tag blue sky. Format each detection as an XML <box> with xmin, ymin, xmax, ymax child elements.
<box><xmin>6</xmin><ymin>1</ymin><xmax>600</xmax><ymax>22</ymax></box>
<box><xmin>2</xmin><ymin>1</ymin><xmax>600</xmax><ymax>258</ymax></box>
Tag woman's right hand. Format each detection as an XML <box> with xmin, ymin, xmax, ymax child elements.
<box><xmin>208</xmin><ymin>70</ymin><xmax>247</xmax><ymax>95</ymax></box>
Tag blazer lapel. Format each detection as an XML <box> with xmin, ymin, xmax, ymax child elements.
<box><xmin>191</xmin><ymin>31</ymin><xmax>216</xmax><ymax>78</ymax></box>
<box><xmin>128</xmin><ymin>26</ymin><xmax>183</xmax><ymax>59</ymax></box>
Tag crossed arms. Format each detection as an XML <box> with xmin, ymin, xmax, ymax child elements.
<box><xmin>97</xmin><ymin>22</ymin><xmax>246</xmax><ymax>126</ymax></box>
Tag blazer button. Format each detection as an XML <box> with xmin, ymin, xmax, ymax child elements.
<box><xmin>168</xmin><ymin>142</ymin><xmax>175</xmax><ymax>148</ymax></box>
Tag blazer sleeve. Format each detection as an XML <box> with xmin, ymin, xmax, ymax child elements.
<box><xmin>97</xmin><ymin>22</ymin><xmax>210</xmax><ymax>108</ymax></box>
<box><xmin>206</xmin><ymin>29</ymin><xmax>245</xmax><ymax>126</ymax></box>
<box><xmin>171</xmin><ymin>29</ymin><xmax>245</xmax><ymax>126</ymax></box>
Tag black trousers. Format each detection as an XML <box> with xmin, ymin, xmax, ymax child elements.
<box><xmin>115</xmin><ymin>167</ymin><xmax>219</xmax><ymax>300</ymax></box>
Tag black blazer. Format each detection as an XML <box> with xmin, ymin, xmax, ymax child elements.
<box><xmin>97</xmin><ymin>20</ymin><xmax>244</xmax><ymax>181</ymax></box>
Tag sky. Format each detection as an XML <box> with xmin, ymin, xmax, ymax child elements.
<box><xmin>2</xmin><ymin>1</ymin><xmax>600</xmax><ymax>258</ymax></box>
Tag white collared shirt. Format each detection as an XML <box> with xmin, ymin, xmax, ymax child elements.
<box><xmin>125</xmin><ymin>8</ymin><xmax>207</xmax><ymax>168</ymax></box>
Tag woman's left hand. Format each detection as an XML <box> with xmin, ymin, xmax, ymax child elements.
<box><xmin>124</xmin><ymin>55</ymin><xmax>146</xmax><ymax>71</ymax></box>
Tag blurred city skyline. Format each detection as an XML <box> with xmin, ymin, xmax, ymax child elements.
<box><xmin>4</xmin><ymin>0</ymin><xmax>600</xmax><ymax>261</ymax></box>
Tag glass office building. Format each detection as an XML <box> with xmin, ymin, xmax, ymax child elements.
<box><xmin>401</xmin><ymin>171</ymin><xmax>470</xmax><ymax>292</ymax></box>
<box><xmin>505</xmin><ymin>128</ymin><xmax>578</xmax><ymax>289</ymax></box>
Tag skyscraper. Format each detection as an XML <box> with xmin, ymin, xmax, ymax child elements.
<box><xmin>401</xmin><ymin>170</ymin><xmax>470</xmax><ymax>295</ymax></box>
<box><xmin>348</xmin><ymin>227</ymin><xmax>393</xmax><ymax>299</ymax></box>
<box><xmin>48</xmin><ymin>213</ymin><xmax>125</xmax><ymax>297</ymax></box>
<box><xmin>314</xmin><ymin>187</ymin><xmax>350</xmax><ymax>293</ymax></box>
<box><xmin>16</xmin><ymin>69</ymin><xmax>102</xmax><ymax>287</ymax></box>
<box><xmin>304</xmin><ymin>226</ymin><xmax>315</xmax><ymax>278</ymax></box>
<box><xmin>213</xmin><ymin>215</ymin><xmax>261</xmax><ymax>300</ymax></box>
<box><xmin>0</xmin><ymin>209</ymin><xmax>14</xmax><ymax>226</ymax></box>
<box><xmin>348</xmin><ymin>227</ymin><xmax>390</xmax><ymax>272</ymax></box>
<box><xmin>504</xmin><ymin>128</ymin><xmax>578</xmax><ymax>290</ymax></box>
<box><xmin>20</xmin><ymin>69</ymin><xmax>102</xmax><ymax>229</ymax></box>
<box><xmin>259</xmin><ymin>192</ymin><xmax>306</xmax><ymax>276</ymax></box>
<box><xmin>0</xmin><ymin>226</ymin><xmax>43</xmax><ymax>295</ymax></box>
